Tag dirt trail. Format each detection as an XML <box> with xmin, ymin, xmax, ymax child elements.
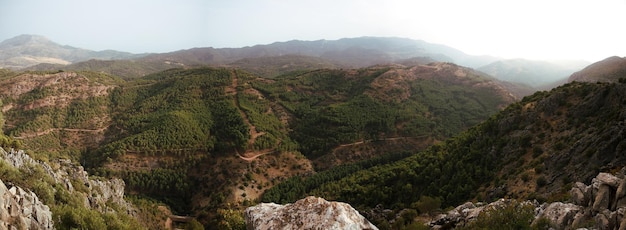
<box><xmin>14</xmin><ymin>127</ymin><xmax>107</xmax><ymax>139</ymax></box>
<box><xmin>230</xmin><ymin>70</ymin><xmax>276</xmax><ymax>162</ymax></box>
<box><xmin>237</xmin><ymin>149</ymin><xmax>275</xmax><ymax>161</ymax></box>
<box><xmin>336</xmin><ymin>136</ymin><xmax>429</xmax><ymax>148</ymax></box>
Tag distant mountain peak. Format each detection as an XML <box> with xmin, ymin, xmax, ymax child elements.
<box><xmin>0</xmin><ymin>34</ymin><xmax>55</xmax><ymax>47</ymax></box>
<box><xmin>0</xmin><ymin>34</ymin><xmax>141</xmax><ymax>69</ymax></box>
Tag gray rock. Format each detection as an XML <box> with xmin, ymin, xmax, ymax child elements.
<box><xmin>596</xmin><ymin>212</ymin><xmax>610</xmax><ymax>230</ymax></box>
<box><xmin>614</xmin><ymin>177</ymin><xmax>626</xmax><ymax>209</ymax></box>
<box><xmin>0</xmin><ymin>179</ymin><xmax>53</xmax><ymax>230</ymax></box>
<box><xmin>1</xmin><ymin>148</ymin><xmax>135</xmax><ymax>213</ymax></box>
<box><xmin>595</xmin><ymin>210</ymin><xmax>613</xmax><ymax>230</ymax></box>
<box><xmin>594</xmin><ymin>184</ymin><xmax>612</xmax><ymax>213</ymax></box>
<box><xmin>571</xmin><ymin>183</ymin><xmax>587</xmax><ymax>206</ymax></box>
<box><xmin>571</xmin><ymin>211</ymin><xmax>589</xmax><ymax>228</ymax></box>
<box><xmin>597</xmin><ymin>173</ymin><xmax>622</xmax><ymax>188</ymax></box>
<box><xmin>0</xmin><ymin>148</ymin><xmax>138</xmax><ymax>226</ymax></box>
<box><xmin>245</xmin><ymin>196</ymin><xmax>378</xmax><ymax>230</ymax></box>
<box><xmin>535</xmin><ymin>202</ymin><xmax>581</xmax><ymax>227</ymax></box>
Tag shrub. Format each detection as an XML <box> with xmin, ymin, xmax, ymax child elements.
<box><xmin>536</xmin><ymin>176</ymin><xmax>548</xmax><ymax>188</ymax></box>
<box><xmin>459</xmin><ymin>200</ymin><xmax>534</xmax><ymax>230</ymax></box>
<box><xmin>412</xmin><ymin>196</ymin><xmax>441</xmax><ymax>214</ymax></box>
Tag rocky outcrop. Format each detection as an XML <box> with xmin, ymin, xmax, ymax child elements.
<box><xmin>430</xmin><ymin>169</ymin><xmax>626</xmax><ymax>229</ymax></box>
<box><xmin>0</xmin><ymin>148</ymin><xmax>136</xmax><ymax>215</ymax></box>
<box><xmin>245</xmin><ymin>196</ymin><xmax>378</xmax><ymax>230</ymax></box>
<box><xmin>429</xmin><ymin>199</ymin><xmax>537</xmax><ymax>228</ymax></box>
<box><xmin>0</xmin><ymin>178</ymin><xmax>53</xmax><ymax>230</ymax></box>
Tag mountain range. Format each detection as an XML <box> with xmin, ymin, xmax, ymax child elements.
<box><xmin>2</xmin><ymin>35</ymin><xmax>588</xmax><ymax>89</ymax></box>
<box><xmin>0</xmin><ymin>33</ymin><xmax>625</xmax><ymax>229</ymax></box>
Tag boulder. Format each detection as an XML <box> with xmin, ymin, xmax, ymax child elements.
<box><xmin>535</xmin><ymin>202</ymin><xmax>581</xmax><ymax>227</ymax></box>
<box><xmin>570</xmin><ymin>182</ymin><xmax>588</xmax><ymax>206</ymax></box>
<box><xmin>619</xmin><ymin>215</ymin><xmax>626</xmax><ymax>230</ymax></box>
<box><xmin>614</xmin><ymin>177</ymin><xmax>626</xmax><ymax>209</ymax></box>
<box><xmin>595</xmin><ymin>210</ymin><xmax>613</xmax><ymax>230</ymax></box>
<box><xmin>245</xmin><ymin>196</ymin><xmax>378</xmax><ymax>230</ymax></box>
<box><xmin>597</xmin><ymin>172</ymin><xmax>622</xmax><ymax>188</ymax></box>
<box><xmin>593</xmin><ymin>184</ymin><xmax>613</xmax><ymax>213</ymax></box>
<box><xmin>571</xmin><ymin>211</ymin><xmax>590</xmax><ymax>228</ymax></box>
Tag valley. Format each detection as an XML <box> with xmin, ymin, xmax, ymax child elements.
<box><xmin>0</xmin><ymin>35</ymin><xmax>624</xmax><ymax>229</ymax></box>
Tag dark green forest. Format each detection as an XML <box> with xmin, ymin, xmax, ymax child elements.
<box><xmin>0</xmin><ymin>64</ymin><xmax>532</xmax><ymax>229</ymax></box>
<box><xmin>261</xmin><ymin>80</ymin><xmax>626</xmax><ymax>228</ymax></box>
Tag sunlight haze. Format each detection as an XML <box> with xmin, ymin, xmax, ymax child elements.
<box><xmin>1</xmin><ymin>0</ymin><xmax>624</xmax><ymax>62</ymax></box>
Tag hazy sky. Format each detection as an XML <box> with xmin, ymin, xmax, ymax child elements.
<box><xmin>1</xmin><ymin>0</ymin><xmax>625</xmax><ymax>62</ymax></box>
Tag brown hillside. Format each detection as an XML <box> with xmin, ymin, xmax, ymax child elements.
<box><xmin>568</xmin><ymin>56</ymin><xmax>626</xmax><ymax>83</ymax></box>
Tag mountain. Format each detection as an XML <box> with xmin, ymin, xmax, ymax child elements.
<box><xmin>142</xmin><ymin>36</ymin><xmax>500</xmax><ymax>68</ymax></box>
<box><xmin>477</xmin><ymin>58</ymin><xmax>588</xmax><ymax>88</ymax></box>
<box><xmin>0</xmin><ymin>35</ymin><xmax>143</xmax><ymax>69</ymax></box>
<box><xmin>0</xmin><ymin>63</ymin><xmax>517</xmax><ymax>228</ymax></box>
<box><xmin>260</xmin><ymin>80</ymin><xmax>626</xmax><ymax>227</ymax></box>
<box><xmin>568</xmin><ymin>56</ymin><xmax>626</xmax><ymax>83</ymax></box>
<box><xmin>227</xmin><ymin>54</ymin><xmax>339</xmax><ymax>77</ymax></box>
<box><xmin>19</xmin><ymin>36</ymin><xmax>505</xmax><ymax>79</ymax></box>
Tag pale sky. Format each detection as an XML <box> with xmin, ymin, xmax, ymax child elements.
<box><xmin>1</xmin><ymin>0</ymin><xmax>625</xmax><ymax>62</ymax></box>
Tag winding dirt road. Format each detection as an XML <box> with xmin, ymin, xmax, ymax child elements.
<box><xmin>14</xmin><ymin>127</ymin><xmax>107</xmax><ymax>139</ymax></box>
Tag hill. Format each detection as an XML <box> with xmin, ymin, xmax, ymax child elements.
<box><xmin>477</xmin><ymin>58</ymin><xmax>587</xmax><ymax>88</ymax></box>
<box><xmin>568</xmin><ymin>56</ymin><xmax>626</xmax><ymax>83</ymax></box>
<box><xmin>0</xmin><ymin>35</ymin><xmax>143</xmax><ymax>69</ymax></box>
<box><xmin>0</xmin><ymin>63</ymin><xmax>517</xmax><ymax>227</ymax></box>
<box><xmin>260</xmin><ymin>79</ymin><xmax>626</xmax><ymax>227</ymax></box>
<box><xmin>227</xmin><ymin>54</ymin><xmax>339</xmax><ymax>78</ymax></box>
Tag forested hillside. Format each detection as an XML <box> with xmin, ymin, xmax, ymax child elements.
<box><xmin>0</xmin><ymin>63</ymin><xmax>519</xmax><ymax>228</ymax></box>
<box><xmin>261</xmin><ymin>79</ymin><xmax>626</xmax><ymax>227</ymax></box>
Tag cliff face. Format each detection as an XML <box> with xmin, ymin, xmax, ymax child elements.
<box><xmin>245</xmin><ymin>196</ymin><xmax>378</xmax><ymax>230</ymax></box>
<box><xmin>0</xmin><ymin>148</ymin><xmax>140</xmax><ymax>228</ymax></box>
<box><xmin>1</xmin><ymin>148</ymin><xmax>134</xmax><ymax>213</ymax></box>
<box><xmin>0</xmin><ymin>178</ymin><xmax>53</xmax><ymax>230</ymax></box>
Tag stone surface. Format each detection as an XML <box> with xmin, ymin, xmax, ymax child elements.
<box><xmin>430</xmin><ymin>199</ymin><xmax>536</xmax><ymax>228</ymax></box>
<box><xmin>1</xmin><ymin>148</ymin><xmax>134</xmax><ymax>213</ymax></box>
<box><xmin>570</xmin><ymin>183</ymin><xmax>587</xmax><ymax>206</ymax></box>
<box><xmin>0</xmin><ymin>148</ymin><xmax>138</xmax><ymax>227</ymax></box>
<box><xmin>245</xmin><ymin>196</ymin><xmax>378</xmax><ymax>230</ymax></box>
<box><xmin>535</xmin><ymin>202</ymin><xmax>581</xmax><ymax>227</ymax></box>
<box><xmin>0</xmin><ymin>179</ymin><xmax>53</xmax><ymax>230</ymax></box>
<box><xmin>594</xmin><ymin>184</ymin><xmax>613</xmax><ymax>213</ymax></box>
<box><xmin>430</xmin><ymin>169</ymin><xmax>626</xmax><ymax>230</ymax></box>
<box><xmin>597</xmin><ymin>172</ymin><xmax>622</xmax><ymax>188</ymax></box>
<box><xmin>614</xmin><ymin>177</ymin><xmax>626</xmax><ymax>210</ymax></box>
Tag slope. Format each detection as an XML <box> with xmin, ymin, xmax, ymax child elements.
<box><xmin>0</xmin><ymin>64</ymin><xmax>520</xmax><ymax>228</ymax></box>
<box><xmin>568</xmin><ymin>56</ymin><xmax>626</xmax><ymax>83</ymax></box>
<box><xmin>0</xmin><ymin>35</ymin><xmax>142</xmax><ymax>69</ymax></box>
<box><xmin>270</xmin><ymin>80</ymin><xmax>626</xmax><ymax>222</ymax></box>
<box><xmin>478</xmin><ymin>58</ymin><xmax>587</xmax><ymax>88</ymax></box>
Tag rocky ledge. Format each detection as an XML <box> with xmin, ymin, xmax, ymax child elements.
<box><xmin>431</xmin><ymin>169</ymin><xmax>626</xmax><ymax>229</ymax></box>
<box><xmin>0</xmin><ymin>148</ymin><xmax>134</xmax><ymax>213</ymax></box>
<box><xmin>0</xmin><ymin>178</ymin><xmax>53</xmax><ymax>229</ymax></box>
<box><xmin>245</xmin><ymin>196</ymin><xmax>378</xmax><ymax>230</ymax></box>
